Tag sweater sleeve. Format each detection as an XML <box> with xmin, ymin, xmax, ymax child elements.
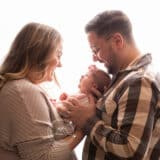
<box><xmin>5</xmin><ymin>80</ymin><xmax>73</xmax><ymax>160</ymax></box>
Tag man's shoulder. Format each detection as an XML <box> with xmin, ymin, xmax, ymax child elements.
<box><xmin>112</xmin><ymin>69</ymin><xmax>160</xmax><ymax>101</ymax></box>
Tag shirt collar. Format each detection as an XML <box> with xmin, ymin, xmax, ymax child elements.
<box><xmin>119</xmin><ymin>53</ymin><xmax>152</xmax><ymax>73</ymax></box>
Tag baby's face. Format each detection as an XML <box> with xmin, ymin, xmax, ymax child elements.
<box><xmin>78</xmin><ymin>72</ymin><xmax>94</xmax><ymax>94</ymax></box>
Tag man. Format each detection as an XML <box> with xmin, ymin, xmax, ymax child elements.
<box><xmin>59</xmin><ymin>10</ymin><xmax>160</xmax><ymax>159</ymax></box>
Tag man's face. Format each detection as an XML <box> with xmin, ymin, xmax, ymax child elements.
<box><xmin>87</xmin><ymin>31</ymin><xmax>119</xmax><ymax>74</ymax></box>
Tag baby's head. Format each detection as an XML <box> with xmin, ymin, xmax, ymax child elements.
<box><xmin>78</xmin><ymin>66</ymin><xmax>111</xmax><ymax>97</ymax></box>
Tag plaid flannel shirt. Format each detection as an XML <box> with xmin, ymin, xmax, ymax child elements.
<box><xmin>82</xmin><ymin>54</ymin><xmax>160</xmax><ymax>160</ymax></box>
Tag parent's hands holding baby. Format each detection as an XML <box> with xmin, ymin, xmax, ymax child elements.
<box><xmin>56</xmin><ymin>94</ymin><xmax>97</xmax><ymax>130</ymax></box>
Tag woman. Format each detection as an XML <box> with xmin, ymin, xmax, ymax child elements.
<box><xmin>0</xmin><ymin>22</ymin><xmax>83</xmax><ymax>160</ymax></box>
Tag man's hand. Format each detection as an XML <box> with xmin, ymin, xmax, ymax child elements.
<box><xmin>56</xmin><ymin>95</ymin><xmax>96</xmax><ymax>129</ymax></box>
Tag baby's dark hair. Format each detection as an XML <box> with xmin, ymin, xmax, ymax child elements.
<box><xmin>90</xmin><ymin>69</ymin><xmax>111</xmax><ymax>94</ymax></box>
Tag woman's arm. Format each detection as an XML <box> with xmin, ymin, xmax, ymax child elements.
<box><xmin>7</xmin><ymin>80</ymin><xmax>80</xmax><ymax>160</ymax></box>
<box><xmin>62</xmin><ymin>129</ymin><xmax>84</xmax><ymax>150</ymax></box>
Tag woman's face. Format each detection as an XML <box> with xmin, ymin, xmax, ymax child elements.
<box><xmin>45</xmin><ymin>43</ymin><xmax>63</xmax><ymax>81</ymax></box>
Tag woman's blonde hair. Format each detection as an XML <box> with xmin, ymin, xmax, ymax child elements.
<box><xmin>0</xmin><ymin>22</ymin><xmax>62</xmax><ymax>88</ymax></box>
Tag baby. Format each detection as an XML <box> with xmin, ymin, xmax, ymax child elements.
<box><xmin>52</xmin><ymin>65</ymin><xmax>111</xmax><ymax>139</ymax></box>
<box><xmin>60</xmin><ymin>65</ymin><xmax>111</xmax><ymax>104</ymax></box>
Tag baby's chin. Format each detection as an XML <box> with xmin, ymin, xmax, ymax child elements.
<box><xmin>81</xmin><ymin>90</ymin><xmax>89</xmax><ymax>95</ymax></box>
<box><xmin>78</xmin><ymin>84</ymin><xmax>84</xmax><ymax>92</ymax></box>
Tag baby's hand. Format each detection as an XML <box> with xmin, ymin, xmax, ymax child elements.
<box><xmin>59</xmin><ymin>92</ymin><xmax>68</xmax><ymax>100</ymax></box>
<box><xmin>88</xmin><ymin>64</ymin><xmax>97</xmax><ymax>71</ymax></box>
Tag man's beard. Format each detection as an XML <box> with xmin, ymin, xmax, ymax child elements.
<box><xmin>104</xmin><ymin>48</ymin><xmax>119</xmax><ymax>75</ymax></box>
<box><xmin>104</xmin><ymin>63</ymin><xmax>118</xmax><ymax>75</ymax></box>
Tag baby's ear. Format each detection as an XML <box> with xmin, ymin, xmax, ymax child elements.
<box><xmin>92</xmin><ymin>82</ymin><xmax>97</xmax><ymax>89</ymax></box>
<box><xmin>103</xmin><ymin>86</ymin><xmax>108</xmax><ymax>92</ymax></box>
<box><xmin>90</xmin><ymin>86</ymin><xmax>102</xmax><ymax>98</ymax></box>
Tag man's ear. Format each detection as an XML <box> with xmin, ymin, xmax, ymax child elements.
<box><xmin>112</xmin><ymin>32</ymin><xmax>124</xmax><ymax>49</ymax></box>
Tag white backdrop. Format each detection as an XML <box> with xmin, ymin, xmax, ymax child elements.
<box><xmin>0</xmin><ymin>0</ymin><xmax>160</xmax><ymax>159</ymax></box>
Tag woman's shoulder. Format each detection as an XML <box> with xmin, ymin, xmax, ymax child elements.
<box><xmin>1</xmin><ymin>79</ymin><xmax>40</xmax><ymax>96</ymax></box>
